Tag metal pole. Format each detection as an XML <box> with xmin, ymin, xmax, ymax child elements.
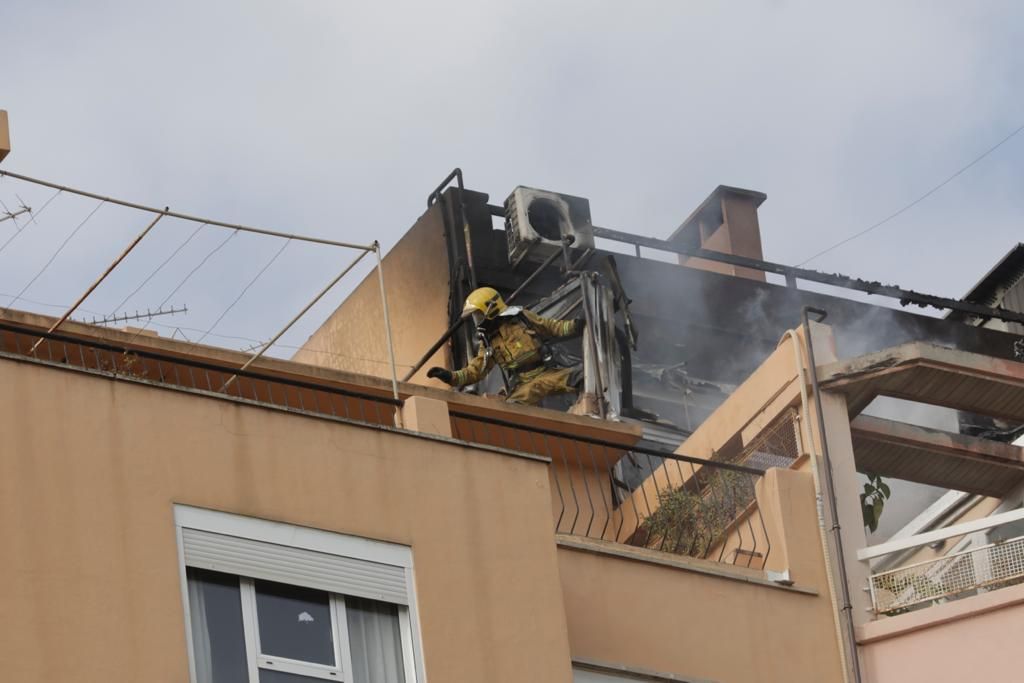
<box><xmin>0</xmin><ymin>206</ymin><xmax>30</xmax><ymax>223</ymax></box>
<box><xmin>578</xmin><ymin>273</ymin><xmax>606</xmax><ymax>418</ymax></box>
<box><xmin>454</xmin><ymin>172</ymin><xmax>477</xmax><ymax>291</ymax></box>
<box><xmin>401</xmin><ymin>315</ymin><xmax>468</xmax><ymax>382</ymax></box>
<box><xmin>219</xmin><ymin>249</ymin><xmax>370</xmax><ymax>391</ymax></box>
<box><xmin>802</xmin><ymin>306</ymin><xmax>863</xmax><ymax>683</ymax></box>
<box><xmin>591</xmin><ymin>224</ymin><xmax>1024</xmax><ymax>326</ymax></box>
<box><xmin>426</xmin><ymin>168</ymin><xmax>475</xmax><ymax>289</ymax></box>
<box><xmin>506</xmin><ymin>239</ymin><xmax>570</xmax><ymax>305</ymax></box>
<box><xmin>375</xmin><ymin>241</ymin><xmax>401</xmax><ymax>403</ymax></box>
<box><xmin>0</xmin><ymin>169</ymin><xmax>374</xmax><ymax>251</ymax></box>
<box><xmin>28</xmin><ymin>210</ymin><xmax>167</xmax><ymax>354</ymax></box>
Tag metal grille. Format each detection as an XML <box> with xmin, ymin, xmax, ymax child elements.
<box><xmin>870</xmin><ymin>535</ymin><xmax>1024</xmax><ymax>614</ymax></box>
<box><xmin>734</xmin><ymin>410</ymin><xmax>801</xmax><ymax>471</ymax></box>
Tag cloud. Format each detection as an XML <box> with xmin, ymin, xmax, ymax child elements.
<box><xmin>0</xmin><ymin>0</ymin><xmax>1021</xmax><ymax>354</ymax></box>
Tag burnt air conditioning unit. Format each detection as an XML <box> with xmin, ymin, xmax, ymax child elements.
<box><xmin>504</xmin><ymin>186</ymin><xmax>594</xmax><ymax>267</ymax></box>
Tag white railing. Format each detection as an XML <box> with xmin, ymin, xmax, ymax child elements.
<box><xmin>868</xmin><ymin>534</ymin><xmax>1024</xmax><ymax>614</ymax></box>
<box><xmin>859</xmin><ymin>506</ymin><xmax>1024</xmax><ymax>615</ymax></box>
<box><xmin>858</xmin><ymin>506</ymin><xmax>1024</xmax><ymax>561</ymax></box>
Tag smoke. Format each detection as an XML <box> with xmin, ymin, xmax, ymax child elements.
<box><xmin>832</xmin><ymin>299</ymin><xmax>937</xmax><ymax>360</ymax></box>
<box><xmin>831</xmin><ymin>303</ymin><xmax>960</xmax><ymax>541</ymax></box>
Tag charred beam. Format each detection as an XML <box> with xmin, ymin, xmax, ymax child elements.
<box><xmin>591</xmin><ymin>225</ymin><xmax>1024</xmax><ymax>326</ymax></box>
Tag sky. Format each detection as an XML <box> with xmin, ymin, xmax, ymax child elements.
<box><xmin>0</xmin><ymin>0</ymin><xmax>1021</xmax><ymax>359</ymax></box>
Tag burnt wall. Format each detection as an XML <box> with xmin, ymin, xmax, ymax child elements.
<box><xmin>461</xmin><ymin>209</ymin><xmax>1023</xmax><ymax>428</ymax></box>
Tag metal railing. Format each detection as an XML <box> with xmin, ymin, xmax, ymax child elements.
<box><xmin>449</xmin><ymin>409</ymin><xmax>773</xmax><ymax>568</ymax></box>
<box><xmin>0</xmin><ymin>319</ymin><xmax>400</xmax><ymax>428</ymax></box>
<box><xmin>869</xmin><ymin>535</ymin><xmax>1024</xmax><ymax>614</ymax></box>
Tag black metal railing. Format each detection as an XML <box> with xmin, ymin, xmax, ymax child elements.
<box><xmin>449</xmin><ymin>409</ymin><xmax>773</xmax><ymax>568</ymax></box>
<box><xmin>0</xmin><ymin>319</ymin><xmax>400</xmax><ymax>428</ymax></box>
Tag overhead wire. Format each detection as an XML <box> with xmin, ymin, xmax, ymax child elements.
<box><xmin>194</xmin><ymin>238</ymin><xmax>291</xmax><ymax>344</ymax></box>
<box><xmin>109</xmin><ymin>221</ymin><xmax>208</xmax><ymax>316</ymax></box>
<box><xmin>4</xmin><ymin>199</ymin><xmax>105</xmax><ymax>310</ymax></box>
<box><xmin>0</xmin><ymin>169</ymin><xmax>373</xmax><ymax>251</ymax></box>
<box><xmin>125</xmin><ymin>228</ymin><xmax>240</xmax><ymax>344</ymax></box>
<box><xmin>799</xmin><ymin>121</ymin><xmax>1024</xmax><ymax>266</ymax></box>
<box><xmin>0</xmin><ymin>173</ymin><xmax>387</xmax><ymax>367</ymax></box>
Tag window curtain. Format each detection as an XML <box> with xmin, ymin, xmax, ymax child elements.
<box><xmin>187</xmin><ymin>573</ymin><xmax>214</xmax><ymax>683</ymax></box>
<box><xmin>346</xmin><ymin>597</ymin><xmax>406</xmax><ymax>683</ymax></box>
<box><xmin>186</xmin><ymin>568</ymin><xmax>249</xmax><ymax>683</ymax></box>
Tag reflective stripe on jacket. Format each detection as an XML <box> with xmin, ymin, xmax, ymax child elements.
<box><xmin>450</xmin><ymin>309</ymin><xmax>580</xmax><ymax>387</ymax></box>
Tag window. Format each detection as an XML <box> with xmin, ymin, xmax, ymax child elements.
<box><xmin>175</xmin><ymin>506</ymin><xmax>421</xmax><ymax>683</ymax></box>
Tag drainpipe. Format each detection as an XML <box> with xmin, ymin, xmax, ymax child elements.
<box><xmin>781</xmin><ymin>327</ymin><xmax>852</xmax><ymax>683</ymax></box>
<box><xmin>801</xmin><ymin>307</ymin><xmax>863</xmax><ymax>683</ymax></box>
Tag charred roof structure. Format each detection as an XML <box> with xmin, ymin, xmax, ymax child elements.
<box><xmin>297</xmin><ymin>170</ymin><xmax>1024</xmax><ymax>451</ymax></box>
<box><xmin>947</xmin><ymin>242</ymin><xmax>1024</xmax><ymax>334</ymax></box>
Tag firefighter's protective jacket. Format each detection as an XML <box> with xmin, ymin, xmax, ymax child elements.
<box><xmin>450</xmin><ymin>308</ymin><xmax>581</xmax><ymax>388</ymax></box>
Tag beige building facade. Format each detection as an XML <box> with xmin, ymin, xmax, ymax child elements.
<box><xmin>0</xmin><ymin>308</ymin><xmax>851</xmax><ymax>683</ymax></box>
<box><xmin>5</xmin><ymin>159</ymin><xmax>1024</xmax><ymax>683</ymax></box>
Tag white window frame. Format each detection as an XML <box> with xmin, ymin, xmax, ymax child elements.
<box><xmin>174</xmin><ymin>505</ymin><xmax>425</xmax><ymax>683</ymax></box>
<box><xmin>240</xmin><ymin>578</ymin><xmax>354</xmax><ymax>681</ymax></box>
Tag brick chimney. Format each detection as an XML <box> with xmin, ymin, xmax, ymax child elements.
<box><xmin>668</xmin><ymin>185</ymin><xmax>767</xmax><ymax>282</ymax></box>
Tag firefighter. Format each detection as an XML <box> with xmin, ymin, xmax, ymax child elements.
<box><xmin>427</xmin><ymin>286</ymin><xmax>585</xmax><ymax>406</ymax></box>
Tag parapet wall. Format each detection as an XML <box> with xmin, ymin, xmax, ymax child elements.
<box><xmin>293</xmin><ymin>203</ymin><xmax>451</xmax><ymax>385</ymax></box>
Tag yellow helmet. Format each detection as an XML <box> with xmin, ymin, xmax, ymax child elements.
<box><xmin>462</xmin><ymin>286</ymin><xmax>507</xmax><ymax>321</ymax></box>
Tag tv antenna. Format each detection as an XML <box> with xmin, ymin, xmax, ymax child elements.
<box><xmin>80</xmin><ymin>304</ymin><xmax>188</xmax><ymax>327</ymax></box>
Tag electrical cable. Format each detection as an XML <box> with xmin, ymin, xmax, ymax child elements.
<box><xmin>799</xmin><ymin>122</ymin><xmax>1024</xmax><ymax>266</ymax></box>
<box><xmin>4</xmin><ymin>199</ymin><xmax>105</xmax><ymax>310</ymax></box>
<box><xmin>0</xmin><ymin>188</ymin><xmax>62</xmax><ymax>257</ymax></box>
<box><xmin>125</xmin><ymin>229</ymin><xmax>240</xmax><ymax>344</ymax></box>
<box><xmin>0</xmin><ymin>293</ymin><xmax>107</xmax><ymax>318</ymax></box>
<box><xmin>0</xmin><ymin>169</ymin><xmax>373</xmax><ymax>251</ymax></box>
<box><xmin>195</xmin><ymin>239</ymin><xmax>291</xmax><ymax>344</ymax></box>
<box><xmin>109</xmin><ymin>221</ymin><xmax>208</xmax><ymax>315</ymax></box>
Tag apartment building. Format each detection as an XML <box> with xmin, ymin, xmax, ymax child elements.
<box><xmin>3</xmin><ymin>151</ymin><xmax>1024</xmax><ymax>681</ymax></box>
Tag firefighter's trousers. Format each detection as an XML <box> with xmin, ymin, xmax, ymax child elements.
<box><xmin>506</xmin><ymin>366</ymin><xmax>579</xmax><ymax>406</ymax></box>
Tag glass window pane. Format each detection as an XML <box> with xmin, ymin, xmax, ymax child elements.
<box><xmin>259</xmin><ymin>668</ymin><xmax>327</xmax><ymax>682</ymax></box>
<box><xmin>186</xmin><ymin>567</ymin><xmax>250</xmax><ymax>683</ymax></box>
<box><xmin>255</xmin><ymin>580</ymin><xmax>335</xmax><ymax>666</ymax></box>
<box><xmin>346</xmin><ymin>596</ymin><xmax>405</xmax><ymax>683</ymax></box>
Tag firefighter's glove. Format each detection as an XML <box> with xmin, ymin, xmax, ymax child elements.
<box><xmin>427</xmin><ymin>367</ymin><xmax>454</xmax><ymax>385</ymax></box>
<box><xmin>573</xmin><ymin>317</ymin><xmax>586</xmax><ymax>334</ymax></box>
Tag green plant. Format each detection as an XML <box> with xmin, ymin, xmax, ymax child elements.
<box><xmin>640</xmin><ymin>468</ymin><xmax>755</xmax><ymax>556</ymax></box>
<box><xmin>861</xmin><ymin>473</ymin><xmax>891</xmax><ymax>533</ymax></box>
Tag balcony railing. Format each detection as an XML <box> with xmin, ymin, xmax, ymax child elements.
<box><xmin>860</xmin><ymin>506</ymin><xmax>1024</xmax><ymax>615</ymax></box>
<box><xmin>869</xmin><ymin>535</ymin><xmax>1024</xmax><ymax>614</ymax></box>
<box><xmin>449</xmin><ymin>409</ymin><xmax>774</xmax><ymax>568</ymax></box>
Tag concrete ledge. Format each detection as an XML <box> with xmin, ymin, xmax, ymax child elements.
<box><xmin>573</xmin><ymin>656</ymin><xmax>717</xmax><ymax>682</ymax></box>
<box><xmin>0</xmin><ymin>350</ymin><xmax>552</xmax><ymax>467</ymax></box>
<box><xmin>0</xmin><ymin>307</ymin><xmax>643</xmax><ymax>446</ymax></box>
<box><xmin>556</xmin><ymin>534</ymin><xmax>817</xmax><ymax>595</ymax></box>
<box><xmin>857</xmin><ymin>581</ymin><xmax>1024</xmax><ymax>644</ymax></box>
